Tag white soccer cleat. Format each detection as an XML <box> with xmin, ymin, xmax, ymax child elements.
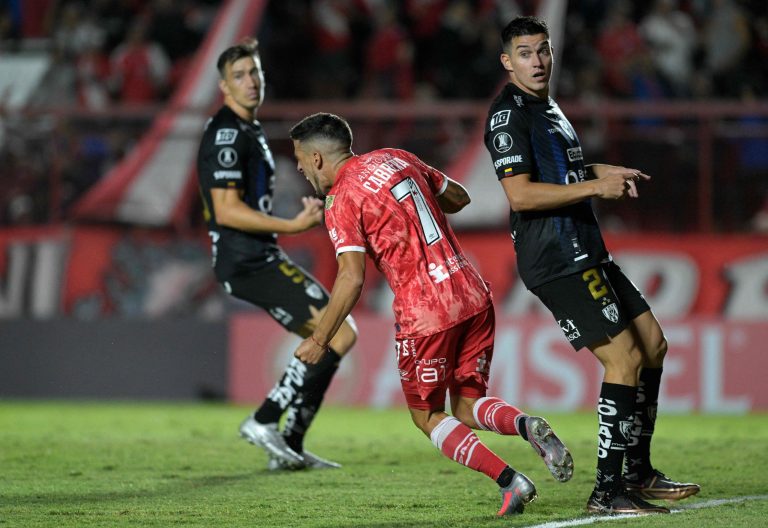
<box><xmin>267</xmin><ymin>450</ymin><xmax>341</xmax><ymax>471</ymax></box>
<box><xmin>238</xmin><ymin>415</ymin><xmax>304</xmax><ymax>468</ymax></box>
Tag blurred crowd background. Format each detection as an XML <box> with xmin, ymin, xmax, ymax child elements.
<box><xmin>0</xmin><ymin>0</ymin><xmax>767</xmax><ymax>230</ymax></box>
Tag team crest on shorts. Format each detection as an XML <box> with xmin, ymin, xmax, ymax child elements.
<box><xmin>325</xmin><ymin>195</ymin><xmax>335</xmax><ymax>209</ymax></box>
<box><xmin>602</xmin><ymin>303</ymin><xmax>619</xmax><ymax>323</ymax></box>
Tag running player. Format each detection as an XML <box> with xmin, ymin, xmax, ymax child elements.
<box><xmin>288</xmin><ymin>112</ymin><xmax>573</xmax><ymax>516</ymax></box>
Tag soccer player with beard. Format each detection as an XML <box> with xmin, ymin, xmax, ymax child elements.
<box><xmin>288</xmin><ymin>112</ymin><xmax>573</xmax><ymax>516</ymax></box>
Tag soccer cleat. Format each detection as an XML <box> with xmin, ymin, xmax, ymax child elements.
<box><xmin>267</xmin><ymin>450</ymin><xmax>341</xmax><ymax>471</ymax></box>
<box><xmin>497</xmin><ymin>472</ymin><xmax>537</xmax><ymax>516</ymax></box>
<box><xmin>525</xmin><ymin>416</ymin><xmax>574</xmax><ymax>482</ymax></box>
<box><xmin>238</xmin><ymin>416</ymin><xmax>304</xmax><ymax>468</ymax></box>
<box><xmin>624</xmin><ymin>469</ymin><xmax>701</xmax><ymax>500</ymax></box>
<box><xmin>302</xmin><ymin>450</ymin><xmax>342</xmax><ymax>469</ymax></box>
<box><xmin>586</xmin><ymin>488</ymin><xmax>670</xmax><ymax>515</ymax></box>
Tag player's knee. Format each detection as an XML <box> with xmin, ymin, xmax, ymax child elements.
<box><xmin>646</xmin><ymin>336</ymin><xmax>667</xmax><ymax>367</ymax></box>
<box><xmin>330</xmin><ymin>319</ymin><xmax>357</xmax><ymax>356</ymax></box>
<box><xmin>408</xmin><ymin>410</ymin><xmax>432</xmax><ymax>436</ymax></box>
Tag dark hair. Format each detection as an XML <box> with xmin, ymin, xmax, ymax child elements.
<box><xmin>216</xmin><ymin>38</ymin><xmax>259</xmax><ymax>77</ymax></box>
<box><xmin>289</xmin><ymin>113</ymin><xmax>353</xmax><ymax>151</ymax></box>
<box><xmin>501</xmin><ymin>16</ymin><xmax>549</xmax><ymax>48</ymax></box>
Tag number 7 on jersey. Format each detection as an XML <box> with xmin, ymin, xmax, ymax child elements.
<box><xmin>390</xmin><ymin>177</ymin><xmax>442</xmax><ymax>245</ymax></box>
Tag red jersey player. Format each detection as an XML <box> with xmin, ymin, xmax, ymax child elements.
<box><xmin>288</xmin><ymin>113</ymin><xmax>573</xmax><ymax>517</ymax></box>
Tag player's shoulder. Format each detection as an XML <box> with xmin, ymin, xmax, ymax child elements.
<box><xmin>201</xmin><ymin>107</ymin><xmax>248</xmax><ymax>147</ymax></box>
<box><xmin>486</xmin><ymin>84</ymin><xmax>530</xmax><ymax>129</ymax></box>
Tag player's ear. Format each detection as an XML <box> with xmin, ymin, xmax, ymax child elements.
<box><xmin>500</xmin><ymin>53</ymin><xmax>513</xmax><ymax>72</ymax></box>
<box><xmin>313</xmin><ymin>151</ymin><xmax>323</xmax><ymax>169</ymax></box>
<box><xmin>218</xmin><ymin>78</ymin><xmax>229</xmax><ymax>96</ymax></box>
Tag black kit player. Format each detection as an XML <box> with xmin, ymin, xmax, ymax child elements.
<box><xmin>196</xmin><ymin>39</ymin><xmax>357</xmax><ymax>470</ymax></box>
<box><xmin>483</xmin><ymin>16</ymin><xmax>700</xmax><ymax>514</ymax></box>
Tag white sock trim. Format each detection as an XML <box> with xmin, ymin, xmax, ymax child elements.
<box><xmin>472</xmin><ymin>397</ymin><xmax>494</xmax><ymax>431</ymax></box>
<box><xmin>430</xmin><ymin>416</ymin><xmax>461</xmax><ymax>451</ymax></box>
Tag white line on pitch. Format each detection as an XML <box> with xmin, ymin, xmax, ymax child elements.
<box><xmin>523</xmin><ymin>495</ymin><xmax>768</xmax><ymax>528</ymax></box>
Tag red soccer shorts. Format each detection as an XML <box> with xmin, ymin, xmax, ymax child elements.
<box><xmin>397</xmin><ymin>306</ymin><xmax>495</xmax><ymax>411</ymax></box>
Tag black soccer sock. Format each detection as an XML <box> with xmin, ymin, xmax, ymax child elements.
<box><xmin>594</xmin><ymin>382</ymin><xmax>637</xmax><ymax>493</ymax></box>
<box><xmin>496</xmin><ymin>466</ymin><xmax>517</xmax><ymax>488</ymax></box>
<box><xmin>515</xmin><ymin>415</ymin><xmax>529</xmax><ymax>441</ymax></box>
<box><xmin>625</xmin><ymin>367</ymin><xmax>662</xmax><ymax>481</ymax></box>
<box><xmin>252</xmin><ymin>356</ymin><xmax>309</xmax><ymax>425</ymax></box>
<box><xmin>282</xmin><ymin>348</ymin><xmax>342</xmax><ymax>453</ymax></box>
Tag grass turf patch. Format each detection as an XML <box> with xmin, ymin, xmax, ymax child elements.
<box><xmin>1</xmin><ymin>402</ymin><xmax>766</xmax><ymax>527</ymax></box>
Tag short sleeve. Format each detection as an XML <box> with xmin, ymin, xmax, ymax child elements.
<box><xmin>324</xmin><ymin>188</ymin><xmax>366</xmax><ymax>257</ymax></box>
<box><xmin>198</xmin><ymin>125</ymin><xmax>248</xmax><ymax>189</ymax></box>
<box><xmin>399</xmin><ymin>150</ymin><xmax>447</xmax><ymax>196</ymax></box>
<box><xmin>484</xmin><ymin>107</ymin><xmax>533</xmax><ymax>180</ymax></box>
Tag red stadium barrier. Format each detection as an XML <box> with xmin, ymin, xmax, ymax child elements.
<box><xmin>229</xmin><ymin>313</ymin><xmax>767</xmax><ymax>412</ymax></box>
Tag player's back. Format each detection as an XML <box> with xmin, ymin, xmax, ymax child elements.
<box><xmin>327</xmin><ymin>148</ymin><xmax>490</xmax><ymax>338</ymax></box>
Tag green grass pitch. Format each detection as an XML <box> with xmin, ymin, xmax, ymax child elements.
<box><xmin>1</xmin><ymin>402</ymin><xmax>766</xmax><ymax>527</ymax></box>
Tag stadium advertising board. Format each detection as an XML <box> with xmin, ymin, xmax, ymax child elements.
<box><xmin>0</xmin><ymin>227</ymin><xmax>766</xmax><ymax>410</ymax></box>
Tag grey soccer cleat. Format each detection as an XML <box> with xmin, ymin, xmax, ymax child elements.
<box><xmin>525</xmin><ymin>416</ymin><xmax>574</xmax><ymax>482</ymax></box>
<box><xmin>498</xmin><ymin>472</ymin><xmax>537</xmax><ymax>516</ymax></box>
<box><xmin>239</xmin><ymin>415</ymin><xmax>304</xmax><ymax>468</ymax></box>
<box><xmin>267</xmin><ymin>450</ymin><xmax>341</xmax><ymax>471</ymax></box>
<box><xmin>302</xmin><ymin>450</ymin><xmax>342</xmax><ymax>469</ymax></box>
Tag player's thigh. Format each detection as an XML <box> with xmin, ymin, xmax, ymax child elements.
<box><xmin>396</xmin><ymin>329</ymin><xmax>462</xmax><ymax>413</ymax></box>
<box><xmin>605</xmin><ymin>261</ymin><xmax>666</xmax><ymax>367</ymax></box>
<box><xmin>533</xmin><ymin>265</ymin><xmax>635</xmax><ymax>352</ymax></box>
<box><xmin>224</xmin><ymin>252</ymin><xmax>329</xmax><ymax>336</ymax></box>
<box><xmin>449</xmin><ymin>307</ymin><xmax>495</xmax><ymax>404</ymax></box>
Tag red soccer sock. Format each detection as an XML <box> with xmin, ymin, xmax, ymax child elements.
<box><xmin>472</xmin><ymin>396</ymin><xmax>525</xmax><ymax>435</ymax></box>
<box><xmin>430</xmin><ymin>416</ymin><xmax>508</xmax><ymax>481</ymax></box>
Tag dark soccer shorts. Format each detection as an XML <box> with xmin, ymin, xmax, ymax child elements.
<box><xmin>531</xmin><ymin>261</ymin><xmax>650</xmax><ymax>351</ymax></box>
<box><xmin>222</xmin><ymin>250</ymin><xmax>330</xmax><ymax>336</ymax></box>
<box><xmin>397</xmin><ymin>306</ymin><xmax>495</xmax><ymax>411</ymax></box>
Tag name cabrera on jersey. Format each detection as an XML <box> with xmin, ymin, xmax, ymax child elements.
<box><xmin>197</xmin><ymin>106</ymin><xmax>278</xmax><ymax>279</ymax></box>
<box><xmin>325</xmin><ymin>148</ymin><xmax>491</xmax><ymax>339</ymax></box>
<box><xmin>483</xmin><ymin>83</ymin><xmax>609</xmax><ymax>289</ymax></box>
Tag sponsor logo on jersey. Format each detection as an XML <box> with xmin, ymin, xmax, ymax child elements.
<box><xmin>325</xmin><ymin>195</ymin><xmax>335</xmax><ymax>209</ymax></box>
<box><xmin>214</xmin><ymin>128</ymin><xmax>238</xmax><ymax>145</ymax></box>
<box><xmin>362</xmin><ymin>156</ymin><xmax>409</xmax><ymax>193</ymax></box>
<box><xmin>329</xmin><ymin>227</ymin><xmax>338</xmax><ymax>241</ymax></box>
<box><xmin>494</xmin><ymin>155</ymin><xmax>524</xmax><ymax>169</ymax></box>
<box><xmin>493</xmin><ymin>132</ymin><xmax>513</xmax><ymax>153</ymax></box>
<box><xmin>602</xmin><ymin>303</ymin><xmax>619</xmax><ymax>323</ymax></box>
<box><xmin>559</xmin><ymin>318</ymin><xmax>582</xmax><ymax>342</ymax></box>
<box><xmin>567</xmin><ymin>147</ymin><xmax>583</xmax><ymax>162</ymax></box>
<box><xmin>217</xmin><ymin>147</ymin><xmax>238</xmax><ymax>168</ymax></box>
<box><xmin>489</xmin><ymin>110</ymin><xmax>510</xmax><ymax>130</ymax></box>
<box><xmin>213</xmin><ymin>170</ymin><xmax>241</xmax><ymax>180</ymax></box>
<box><xmin>428</xmin><ymin>262</ymin><xmax>450</xmax><ymax>283</ymax></box>
<box><xmin>513</xmin><ymin>95</ymin><xmax>524</xmax><ymax>107</ymax></box>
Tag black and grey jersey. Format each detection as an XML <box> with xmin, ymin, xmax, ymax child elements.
<box><xmin>197</xmin><ymin>105</ymin><xmax>277</xmax><ymax>280</ymax></box>
<box><xmin>484</xmin><ymin>82</ymin><xmax>610</xmax><ymax>289</ymax></box>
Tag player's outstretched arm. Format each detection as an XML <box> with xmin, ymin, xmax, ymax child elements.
<box><xmin>437</xmin><ymin>178</ymin><xmax>471</xmax><ymax>214</ymax></box>
<box><xmin>212</xmin><ymin>188</ymin><xmax>323</xmax><ymax>234</ymax></box>
<box><xmin>295</xmin><ymin>251</ymin><xmax>366</xmax><ymax>364</ymax></box>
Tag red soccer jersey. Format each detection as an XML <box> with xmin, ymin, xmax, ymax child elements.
<box><xmin>324</xmin><ymin>148</ymin><xmax>491</xmax><ymax>338</ymax></box>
